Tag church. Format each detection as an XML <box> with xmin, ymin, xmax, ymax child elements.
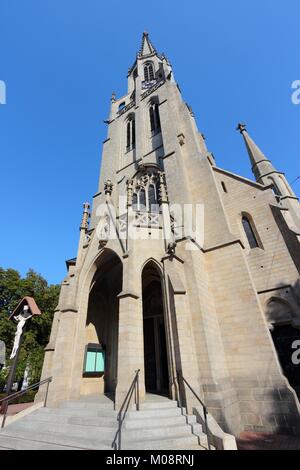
<box><xmin>38</xmin><ymin>33</ymin><xmax>300</xmax><ymax>438</ymax></box>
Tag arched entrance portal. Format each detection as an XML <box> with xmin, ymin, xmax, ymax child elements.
<box><xmin>84</xmin><ymin>251</ymin><xmax>122</xmax><ymax>396</ymax></box>
<box><xmin>142</xmin><ymin>262</ymin><xmax>169</xmax><ymax>396</ymax></box>
<box><xmin>271</xmin><ymin>325</ymin><xmax>300</xmax><ymax>399</ymax></box>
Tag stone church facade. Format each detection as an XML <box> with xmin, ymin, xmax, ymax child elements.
<box><xmin>39</xmin><ymin>33</ymin><xmax>300</xmax><ymax>436</ymax></box>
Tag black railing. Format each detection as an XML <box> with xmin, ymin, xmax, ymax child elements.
<box><xmin>176</xmin><ymin>371</ymin><xmax>211</xmax><ymax>450</ymax></box>
<box><xmin>112</xmin><ymin>369</ymin><xmax>140</xmax><ymax>450</ymax></box>
<box><xmin>0</xmin><ymin>376</ymin><xmax>52</xmax><ymax>429</ymax></box>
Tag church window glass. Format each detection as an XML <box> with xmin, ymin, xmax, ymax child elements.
<box><xmin>242</xmin><ymin>216</ymin><xmax>260</xmax><ymax>249</ymax></box>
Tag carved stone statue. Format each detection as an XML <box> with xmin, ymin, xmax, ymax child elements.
<box><xmin>104</xmin><ymin>179</ymin><xmax>113</xmax><ymax>196</ymax></box>
<box><xmin>127</xmin><ymin>178</ymin><xmax>134</xmax><ymax>206</ymax></box>
<box><xmin>167</xmin><ymin>241</ymin><xmax>177</xmax><ymax>256</ymax></box>
<box><xmin>98</xmin><ymin>214</ymin><xmax>110</xmax><ymax>247</ymax></box>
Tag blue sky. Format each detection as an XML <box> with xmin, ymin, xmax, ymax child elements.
<box><xmin>0</xmin><ymin>0</ymin><xmax>299</xmax><ymax>285</ymax></box>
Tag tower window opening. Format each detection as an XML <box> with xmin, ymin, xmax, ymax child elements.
<box><xmin>221</xmin><ymin>181</ymin><xmax>227</xmax><ymax>193</ymax></box>
<box><xmin>144</xmin><ymin>63</ymin><xmax>155</xmax><ymax>82</ymax></box>
<box><xmin>242</xmin><ymin>215</ymin><xmax>260</xmax><ymax>249</ymax></box>
<box><xmin>130</xmin><ymin>175</ymin><xmax>162</xmax><ymax>213</ymax></box>
<box><xmin>119</xmin><ymin>102</ymin><xmax>126</xmax><ymax>111</ymax></box>
<box><xmin>132</xmin><ymin>193</ymin><xmax>138</xmax><ymax>211</ymax></box>
<box><xmin>139</xmin><ymin>189</ymin><xmax>147</xmax><ymax>211</ymax></box>
<box><xmin>270</xmin><ymin>182</ymin><xmax>281</xmax><ymax>197</ymax></box>
<box><xmin>149</xmin><ymin>102</ymin><xmax>161</xmax><ymax>135</ymax></box>
<box><xmin>126</xmin><ymin>116</ymin><xmax>135</xmax><ymax>151</ymax></box>
<box><xmin>148</xmin><ymin>184</ymin><xmax>159</xmax><ymax>212</ymax></box>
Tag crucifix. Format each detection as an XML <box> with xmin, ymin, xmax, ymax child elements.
<box><xmin>1</xmin><ymin>297</ymin><xmax>41</xmax><ymax>414</ymax></box>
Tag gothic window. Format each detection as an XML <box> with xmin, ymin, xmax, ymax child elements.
<box><xmin>149</xmin><ymin>102</ymin><xmax>161</xmax><ymax>135</ymax></box>
<box><xmin>129</xmin><ymin>171</ymin><xmax>163</xmax><ymax>212</ymax></box>
<box><xmin>148</xmin><ymin>184</ymin><xmax>159</xmax><ymax>212</ymax></box>
<box><xmin>271</xmin><ymin>184</ymin><xmax>281</xmax><ymax>196</ymax></box>
<box><xmin>126</xmin><ymin>121</ymin><xmax>131</xmax><ymax>150</ymax></box>
<box><xmin>132</xmin><ymin>193</ymin><xmax>138</xmax><ymax>211</ymax></box>
<box><xmin>126</xmin><ymin>116</ymin><xmax>135</xmax><ymax>151</ymax></box>
<box><xmin>271</xmin><ymin>184</ymin><xmax>281</xmax><ymax>201</ymax></box>
<box><xmin>242</xmin><ymin>215</ymin><xmax>260</xmax><ymax>249</ymax></box>
<box><xmin>268</xmin><ymin>178</ymin><xmax>281</xmax><ymax>197</ymax></box>
<box><xmin>132</xmin><ymin>118</ymin><xmax>136</xmax><ymax>148</ymax></box>
<box><xmin>119</xmin><ymin>102</ymin><xmax>125</xmax><ymax>111</ymax></box>
<box><xmin>139</xmin><ymin>189</ymin><xmax>146</xmax><ymax>210</ymax></box>
<box><xmin>144</xmin><ymin>62</ymin><xmax>154</xmax><ymax>82</ymax></box>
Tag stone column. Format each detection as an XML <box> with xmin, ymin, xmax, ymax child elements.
<box><xmin>44</xmin><ymin>309</ymin><xmax>78</xmax><ymax>406</ymax></box>
<box><xmin>34</xmin><ymin>309</ymin><xmax>60</xmax><ymax>403</ymax></box>
<box><xmin>115</xmin><ymin>293</ymin><xmax>145</xmax><ymax>409</ymax></box>
<box><xmin>163</xmin><ymin>257</ymin><xmax>200</xmax><ymax>413</ymax></box>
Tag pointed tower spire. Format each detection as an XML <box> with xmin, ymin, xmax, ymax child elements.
<box><xmin>236</xmin><ymin>123</ymin><xmax>276</xmax><ymax>183</ymax></box>
<box><xmin>139</xmin><ymin>31</ymin><xmax>157</xmax><ymax>57</ymax></box>
<box><xmin>236</xmin><ymin>123</ymin><xmax>300</xmax><ymax>227</ymax></box>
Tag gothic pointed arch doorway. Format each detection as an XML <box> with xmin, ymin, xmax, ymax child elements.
<box><xmin>142</xmin><ymin>261</ymin><xmax>170</xmax><ymax>396</ymax></box>
<box><xmin>84</xmin><ymin>250</ymin><xmax>122</xmax><ymax>396</ymax></box>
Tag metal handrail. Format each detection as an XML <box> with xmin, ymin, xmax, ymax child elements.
<box><xmin>0</xmin><ymin>376</ymin><xmax>52</xmax><ymax>429</ymax></box>
<box><xmin>112</xmin><ymin>369</ymin><xmax>140</xmax><ymax>450</ymax></box>
<box><xmin>176</xmin><ymin>371</ymin><xmax>211</xmax><ymax>450</ymax></box>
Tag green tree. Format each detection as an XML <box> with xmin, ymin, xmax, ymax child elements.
<box><xmin>0</xmin><ymin>268</ymin><xmax>59</xmax><ymax>388</ymax></box>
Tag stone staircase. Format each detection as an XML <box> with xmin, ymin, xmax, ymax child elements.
<box><xmin>0</xmin><ymin>394</ymin><xmax>208</xmax><ymax>450</ymax></box>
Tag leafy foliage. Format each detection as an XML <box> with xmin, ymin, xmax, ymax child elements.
<box><xmin>0</xmin><ymin>268</ymin><xmax>59</xmax><ymax>387</ymax></box>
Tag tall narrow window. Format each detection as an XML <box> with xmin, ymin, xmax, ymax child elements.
<box><xmin>132</xmin><ymin>193</ymin><xmax>138</xmax><ymax>211</ymax></box>
<box><xmin>139</xmin><ymin>189</ymin><xmax>146</xmax><ymax>211</ymax></box>
<box><xmin>269</xmin><ymin>179</ymin><xmax>281</xmax><ymax>197</ymax></box>
<box><xmin>221</xmin><ymin>181</ymin><xmax>227</xmax><ymax>193</ymax></box>
<box><xmin>144</xmin><ymin>63</ymin><xmax>154</xmax><ymax>82</ymax></box>
<box><xmin>148</xmin><ymin>185</ymin><xmax>158</xmax><ymax>212</ymax></box>
<box><xmin>154</xmin><ymin>103</ymin><xmax>161</xmax><ymax>131</ymax></box>
<box><xmin>126</xmin><ymin>121</ymin><xmax>131</xmax><ymax>150</ymax></box>
<box><xmin>242</xmin><ymin>216</ymin><xmax>260</xmax><ymax>249</ymax></box>
<box><xmin>131</xmin><ymin>118</ymin><xmax>135</xmax><ymax>148</ymax></box>
<box><xmin>149</xmin><ymin>102</ymin><xmax>161</xmax><ymax>135</ymax></box>
<box><xmin>150</xmin><ymin>105</ymin><xmax>155</xmax><ymax>132</ymax></box>
<box><xmin>126</xmin><ymin>116</ymin><xmax>135</xmax><ymax>151</ymax></box>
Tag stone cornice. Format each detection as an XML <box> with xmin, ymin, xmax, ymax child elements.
<box><xmin>202</xmin><ymin>238</ymin><xmax>245</xmax><ymax>253</ymax></box>
<box><xmin>162</xmin><ymin>151</ymin><xmax>175</xmax><ymax>160</ymax></box>
<box><xmin>117</xmin><ymin>100</ymin><xmax>135</xmax><ymax>118</ymax></box>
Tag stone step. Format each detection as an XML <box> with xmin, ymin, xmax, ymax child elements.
<box><xmin>122</xmin><ymin>423</ymin><xmax>199</xmax><ymax>440</ymax></box>
<box><xmin>126</xmin><ymin>407</ymin><xmax>184</xmax><ymax>419</ymax></box>
<box><xmin>78</xmin><ymin>394</ymin><xmax>114</xmax><ymax>403</ymax></box>
<box><xmin>0</xmin><ymin>434</ymin><xmax>82</xmax><ymax>450</ymax></box>
<box><xmin>0</xmin><ymin>393</ymin><xmax>210</xmax><ymax>451</ymax></box>
<box><xmin>135</xmin><ymin>400</ymin><xmax>178</xmax><ymax>410</ymax></box>
<box><xmin>60</xmin><ymin>401</ymin><xmax>114</xmax><ymax>410</ymax></box>
<box><xmin>124</xmin><ymin>414</ymin><xmax>197</xmax><ymax>429</ymax></box>
<box><xmin>41</xmin><ymin>406</ymin><xmax>117</xmax><ymax>418</ymax></box>
<box><xmin>0</xmin><ymin>426</ymin><xmax>112</xmax><ymax>450</ymax></box>
<box><xmin>123</xmin><ymin>434</ymin><xmax>202</xmax><ymax>450</ymax></box>
<box><xmin>4</xmin><ymin>419</ymin><xmax>115</xmax><ymax>440</ymax></box>
<box><xmin>26</xmin><ymin>410</ymin><xmax>116</xmax><ymax>427</ymax></box>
